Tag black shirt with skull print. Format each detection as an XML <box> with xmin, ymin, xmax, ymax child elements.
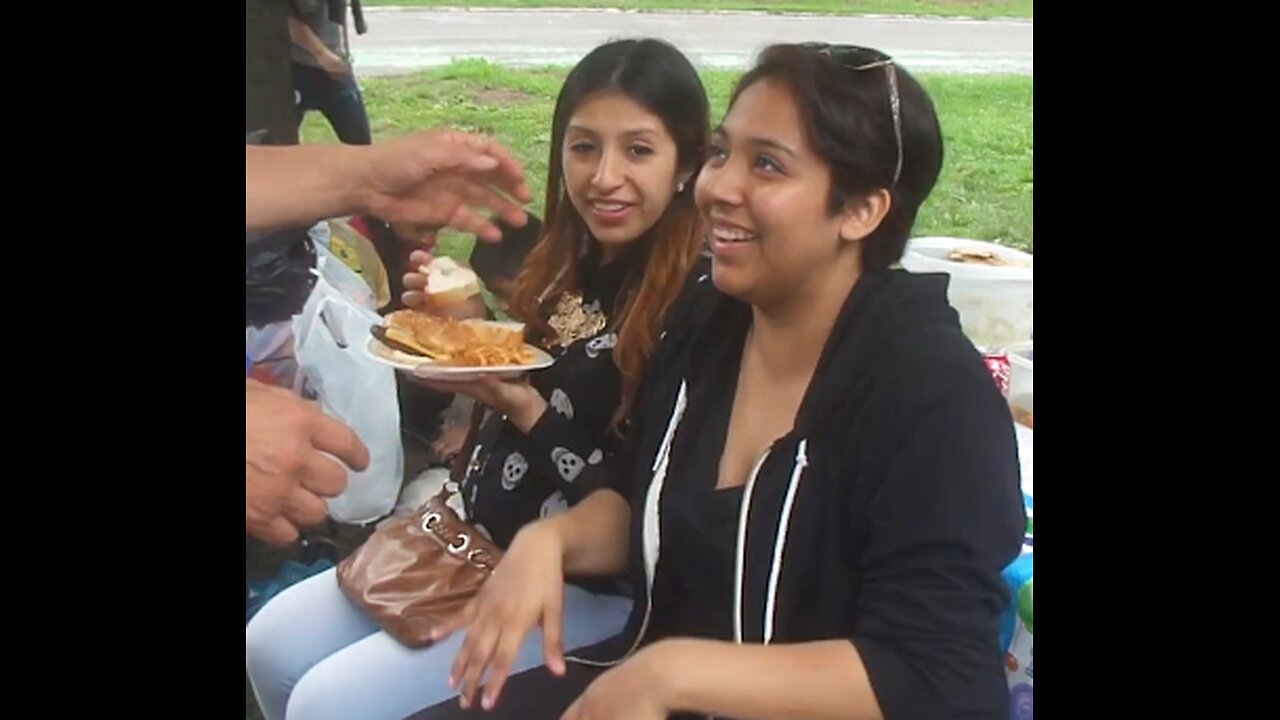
<box><xmin>460</xmin><ymin>241</ymin><xmax>645</xmax><ymax>553</ymax></box>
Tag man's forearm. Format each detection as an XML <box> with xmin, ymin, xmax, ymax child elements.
<box><xmin>287</xmin><ymin>16</ymin><xmax>342</xmax><ymax>64</ymax></box>
<box><xmin>246</xmin><ymin>144</ymin><xmax>371</xmax><ymax>232</ymax></box>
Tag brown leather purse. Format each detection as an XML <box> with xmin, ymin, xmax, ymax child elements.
<box><xmin>335</xmin><ymin>403</ymin><xmax>501</xmax><ymax>648</ymax></box>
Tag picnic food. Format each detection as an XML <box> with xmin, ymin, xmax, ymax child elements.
<box><xmin>946</xmin><ymin>248</ymin><xmax>1031</xmax><ymax>268</ymax></box>
<box><xmin>376</xmin><ymin>310</ymin><xmax>535</xmax><ymax>367</ymax></box>
<box><xmin>422</xmin><ymin>256</ymin><xmax>481</xmax><ymax>306</ymax></box>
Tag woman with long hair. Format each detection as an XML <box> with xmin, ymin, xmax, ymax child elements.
<box><xmin>246</xmin><ymin>38</ymin><xmax>711</xmax><ymax>720</ymax></box>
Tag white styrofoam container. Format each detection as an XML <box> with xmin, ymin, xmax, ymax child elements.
<box><xmin>901</xmin><ymin>237</ymin><xmax>1033</xmax><ymax>352</ymax></box>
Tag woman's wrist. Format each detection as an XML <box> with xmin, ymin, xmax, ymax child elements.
<box><xmin>506</xmin><ymin>386</ymin><xmax>548</xmax><ymax>434</ymax></box>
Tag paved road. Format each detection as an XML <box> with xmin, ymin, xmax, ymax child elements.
<box><xmin>349</xmin><ymin>8</ymin><xmax>1033</xmax><ymax>76</ymax></box>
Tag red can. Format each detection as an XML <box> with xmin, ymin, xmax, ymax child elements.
<box><xmin>983</xmin><ymin>353</ymin><xmax>1011</xmax><ymax>398</ymax></box>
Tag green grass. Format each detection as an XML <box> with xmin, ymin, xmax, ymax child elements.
<box><xmin>366</xmin><ymin>0</ymin><xmax>1034</xmax><ymax>19</ymax></box>
<box><xmin>302</xmin><ymin>60</ymin><xmax>1032</xmax><ymax>255</ymax></box>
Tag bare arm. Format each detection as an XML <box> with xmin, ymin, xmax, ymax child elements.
<box><xmin>246</xmin><ymin>143</ymin><xmax>368</xmax><ymax>233</ymax></box>
<box><xmin>287</xmin><ymin>16</ymin><xmax>340</xmax><ymax>63</ymax></box>
<box><xmin>448</xmin><ymin>487</ymin><xmax>631</xmax><ymax>711</ymax></box>
<box><xmin>543</xmin><ymin>487</ymin><xmax>630</xmax><ymax>577</ymax></box>
<box><xmin>245</xmin><ymin>131</ymin><xmax>532</xmax><ymax>238</ymax></box>
<box><xmin>647</xmin><ymin>639</ymin><xmax>881</xmax><ymax>720</ymax></box>
<box><xmin>287</xmin><ymin>16</ymin><xmax>348</xmax><ymax>73</ymax></box>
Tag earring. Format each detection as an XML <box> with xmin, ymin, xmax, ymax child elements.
<box><xmin>676</xmin><ymin>181</ymin><xmax>686</xmax><ymax>194</ymax></box>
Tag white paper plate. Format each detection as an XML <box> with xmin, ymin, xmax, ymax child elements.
<box><xmin>365</xmin><ymin>335</ymin><xmax>554</xmax><ymax>380</ymax></box>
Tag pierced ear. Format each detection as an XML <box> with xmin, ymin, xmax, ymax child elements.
<box><xmin>675</xmin><ymin>172</ymin><xmax>693</xmax><ymax>194</ymax></box>
<box><xmin>839</xmin><ymin>189</ymin><xmax>892</xmax><ymax>243</ymax></box>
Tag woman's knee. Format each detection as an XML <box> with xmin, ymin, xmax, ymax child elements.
<box><xmin>246</xmin><ymin>569</ymin><xmax>361</xmax><ymax>676</ymax></box>
<box><xmin>246</xmin><ymin>590</ymin><xmax>294</xmax><ymax>669</ymax></box>
<box><xmin>247</xmin><ymin>573</ymin><xmax>309</xmax><ymax>655</ymax></box>
<box><xmin>283</xmin><ymin>636</ymin><xmax>460</xmax><ymax>720</ymax></box>
<box><xmin>283</xmin><ymin>670</ymin><xmax>354</xmax><ymax>720</ymax></box>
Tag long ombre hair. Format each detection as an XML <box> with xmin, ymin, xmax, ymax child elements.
<box><xmin>509</xmin><ymin>39</ymin><xmax>709</xmax><ymax>430</ymax></box>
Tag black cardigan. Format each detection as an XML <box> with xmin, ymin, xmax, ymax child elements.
<box><xmin>569</xmin><ymin>258</ymin><xmax>1026</xmax><ymax>720</ymax></box>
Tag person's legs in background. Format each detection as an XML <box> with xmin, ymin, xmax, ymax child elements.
<box><xmin>292</xmin><ymin>62</ymin><xmax>372</xmax><ymax>145</ymax></box>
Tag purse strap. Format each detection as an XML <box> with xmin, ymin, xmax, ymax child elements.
<box><xmin>448</xmin><ymin>399</ymin><xmax>488</xmax><ymax>488</ymax></box>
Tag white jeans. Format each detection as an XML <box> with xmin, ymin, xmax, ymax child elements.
<box><xmin>246</xmin><ymin>568</ymin><xmax>630</xmax><ymax>720</ymax></box>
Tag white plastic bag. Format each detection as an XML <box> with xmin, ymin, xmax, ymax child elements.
<box><xmin>307</xmin><ymin>226</ymin><xmax>378</xmax><ymax>310</ymax></box>
<box><xmin>292</xmin><ymin>253</ymin><xmax>404</xmax><ymax>524</ymax></box>
<box><xmin>245</xmin><ymin>321</ymin><xmax>298</xmax><ymax>388</ymax></box>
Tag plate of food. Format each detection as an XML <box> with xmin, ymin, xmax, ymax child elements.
<box><xmin>365</xmin><ymin>259</ymin><xmax>554</xmax><ymax>380</ymax></box>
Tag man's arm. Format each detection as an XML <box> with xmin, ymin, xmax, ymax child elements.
<box><xmin>246</xmin><ymin>143</ymin><xmax>370</xmax><ymax>233</ymax></box>
<box><xmin>245</xmin><ymin>131</ymin><xmax>532</xmax><ymax>237</ymax></box>
<box><xmin>287</xmin><ymin>16</ymin><xmax>349</xmax><ymax>76</ymax></box>
<box><xmin>246</xmin><ymin>378</ymin><xmax>370</xmax><ymax>546</ymax></box>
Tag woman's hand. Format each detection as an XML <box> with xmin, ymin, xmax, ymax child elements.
<box><xmin>400</xmin><ymin>249</ymin><xmax>437</xmax><ymax>310</ymax></box>
<box><xmin>411</xmin><ymin>373</ymin><xmax>546</xmax><ymax>433</ymax></box>
<box><xmin>400</xmin><ymin>249</ymin><xmax>488</xmax><ymax>319</ymax></box>
<box><xmin>447</xmin><ymin>521</ymin><xmax>570</xmax><ymax>710</ymax></box>
<box><xmin>561</xmin><ymin>643</ymin><xmax>677</xmax><ymax>720</ymax></box>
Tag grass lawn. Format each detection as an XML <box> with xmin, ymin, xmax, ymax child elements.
<box><xmin>302</xmin><ymin>60</ymin><xmax>1033</xmax><ymax>258</ymax></box>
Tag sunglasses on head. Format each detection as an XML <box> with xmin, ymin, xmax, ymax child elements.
<box><xmin>799</xmin><ymin>43</ymin><xmax>903</xmax><ymax>188</ymax></box>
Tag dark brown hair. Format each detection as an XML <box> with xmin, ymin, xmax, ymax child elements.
<box><xmin>509</xmin><ymin>39</ymin><xmax>709</xmax><ymax>428</ymax></box>
<box><xmin>731</xmin><ymin>44</ymin><xmax>944</xmax><ymax>269</ymax></box>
